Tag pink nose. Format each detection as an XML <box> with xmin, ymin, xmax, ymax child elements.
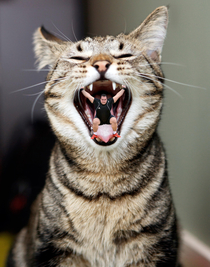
<box><xmin>93</xmin><ymin>60</ymin><xmax>110</xmax><ymax>72</ymax></box>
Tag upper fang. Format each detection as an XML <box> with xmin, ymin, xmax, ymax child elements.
<box><xmin>89</xmin><ymin>83</ymin><xmax>93</xmax><ymax>91</ymax></box>
<box><xmin>112</xmin><ymin>82</ymin><xmax>116</xmax><ymax>90</ymax></box>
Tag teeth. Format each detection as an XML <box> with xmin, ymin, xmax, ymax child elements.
<box><xmin>87</xmin><ymin>82</ymin><xmax>125</xmax><ymax>91</ymax></box>
<box><xmin>112</xmin><ymin>82</ymin><xmax>117</xmax><ymax>90</ymax></box>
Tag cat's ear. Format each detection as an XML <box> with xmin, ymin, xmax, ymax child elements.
<box><xmin>33</xmin><ymin>26</ymin><xmax>67</xmax><ymax>70</ymax></box>
<box><xmin>128</xmin><ymin>6</ymin><xmax>168</xmax><ymax>62</ymax></box>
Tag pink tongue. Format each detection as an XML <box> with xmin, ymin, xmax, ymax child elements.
<box><xmin>97</xmin><ymin>125</ymin><xmax>113</xmax><ymax>143</ymax></box>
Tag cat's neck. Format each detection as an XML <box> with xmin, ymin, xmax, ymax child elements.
<box><xmin>51</xmin><ymin>132</ymin><xmax>160</xmax><ymax>174</ymax></box>
<box><xmin>48</xmin><ymin>133</ymin><xmax>164</xmax><ymax>200</ymax></box>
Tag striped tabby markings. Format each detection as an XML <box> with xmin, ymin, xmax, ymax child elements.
<box><xmin>46</xmin><ymin>144</ymin><xmax>169</xmax><ymax>253</ymax></box>
<box><xmin>132</xmin><ymin>105</ymin><xmax>161</xmax><ymax>130</ymax></box>
<box><xmin>49</xmin><ymin>139</ymin><xmax>165</xmax><ymax>201</ymax></box>
<box><xmin>143</xmin><ymin>89</ymin><xmax>163</xmax><ymax>97</ymax></box>
<box><xmin>49</xmin><ymin>158</ymin><xmax>166</xmax><ymax>201</ymax></box>
<box><xmin>44</xmin><ymin>92</ymin><xmax>62</xmax><ymax>99</ymax></box>
<box><xmin>45</xmin><ymin>59</ymin><xmax>60</xmax><ymax>82</ymax></box>
<box><xmin>44</xmin><ymin>77</ymin><xmax>67</xmax><ymax>99</ymax></box>
<box><xmin>141</xmin><ymin>53</ymin><xmax>164</xmax><ymax>87</ymax></box>
<box><xmin>38</xmin><ymin>180</ymin><xmax>82</xmax><ymax>249</ymax></box>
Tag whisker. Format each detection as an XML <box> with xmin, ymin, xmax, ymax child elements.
<box><xmin>139</xmin><ymin>62</ymin><xmax>183</xmax><ymax>67</ymax></box>
<box><xmin>71</xmin><ymin>20</ymin><xmax>78</xmax><ymax>42</ymax></box>
<box><xmin>138</xmin><ymin>73</ymin><xmax>183</xmax><ymax>98</ymax></box>
<box><xmin>22</xmin><ymin>69</ymin><xmax>52</xmax><ymax>72</ymax></box>
<box><xmin>11</xmin><ymin>81</ymin><xmax>49</xmax><ymax>94</ymax></box>
<box><xmin>163</xmin><ymin>83</ymin><xmax>183</xmax><ymax>98</ymax></box>
<box><xmin>51</xmin><ymin>22</ymin><xmax>72</xmax><ymax>42</ymax></box>
<box><xmin>31</xmin><ymin>90</ymin><xmax>45</xmax><ymax>122</ymax></box>
<box><xmin>76</xmin><ymin>82</ymin><xmax>84</xmax><ymax>91</ymax></box>
<box><xmin>51</xmin><ymin>31</ymin><xmax>71</xmax><ymax>42</ymax></box>
<box><xmin>137</xmin><ymin>72</ymin><xmax>205</xmax><ymax>90</ymax></box>
<box><xmin>50</xmin><ymin>78</ymin><xmax>68</xmax><ymax>88</ymax></box>
<box><xmin>121</xmin><ymin>79</ymin><xmax>130</xmax><ymax>90</ymax></box>
<box><xmin>160</xmin><ymin>76</ymin><xmax>206</xmax><ymax>90</ymax></box>
<box><xmin>23</xmin><ymin>91</ymin><xmax>45</xmax><ymax>97</ymax></box>
<box><xmin>11</xmin><ymin>77</ymin><xmax>66</xmax><ymax>94</ymax></box>
<box><xmin>130</xmin><ymin>76</ymin><xmax>159</xmax><ymax>105</ymax></box>
<box><xmin>126</xmin><ymin>78</ymin><xmax>158</xmax><ymax>112</ymax></box>
<box><xmin>123</xmin><ymin>17</ymin><xmax>127</xmax><ymax>35</ymax></box>
<box><xmin>161</xmin><ymin>62</ymin><xmax>184</xmax><ymax>67</ymax></box>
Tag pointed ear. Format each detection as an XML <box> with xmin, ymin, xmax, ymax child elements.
<box><xmin>128</xmin><ymin>6</ymin><xmax>168</xmax><ymax>62</ymax></box>
<box><xmin>33</xmin><ymin>26</ymin><xmax>68</xmax><ymax>70</ymax></box>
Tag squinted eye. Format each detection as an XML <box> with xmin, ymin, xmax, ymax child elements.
<box><xmin>114</xmin><ymin>54</ymin><xmax>133</xmax><ymax>59</ymax></box>
<box><xmin>70</xmin><ymin>56</ymin><xmax>89</xmax><ymax>61</ymax></box>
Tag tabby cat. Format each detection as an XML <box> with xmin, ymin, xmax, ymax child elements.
<box><xmin>7</xmin><ymin>6</ymin><xmax>181</xmax><ymax>267</ymax></box>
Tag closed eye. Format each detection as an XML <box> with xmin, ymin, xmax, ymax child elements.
<box><xmin>114</xmin><ymin>54</ymin><xmax>133</xmax><ymax>59</ymax></box>
<box><xmin>70</xmin><ymin>56</ymin><xmax>89</xmax><ymax>61</ymax></box>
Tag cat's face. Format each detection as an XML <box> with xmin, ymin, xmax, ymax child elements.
<box><xmin>34</xmin><ymin>6</ymin><xmax>168</xmax><ymax>153</ymax></box>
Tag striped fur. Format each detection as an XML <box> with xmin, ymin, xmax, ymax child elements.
<box><xmin>8</xmin><ymin>6</ymin><xmax>181</xmax><ymax>267</ymax></box>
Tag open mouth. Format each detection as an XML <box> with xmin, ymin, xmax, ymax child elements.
<box><xmin>74</xmin><ymin>80</ymin><xmax>132</xmax><ymax>146</ymax></box>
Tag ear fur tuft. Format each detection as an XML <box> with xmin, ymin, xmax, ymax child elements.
<box><xmin>33</xmin><ymin>27</ymin><xmax>67</xmax><ymax>70</ymax></box>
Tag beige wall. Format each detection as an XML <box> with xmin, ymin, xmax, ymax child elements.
<box><xmin>87</xmin><ymin>0</ymin><xmax>210</xmax><ymax>246</ymax></box>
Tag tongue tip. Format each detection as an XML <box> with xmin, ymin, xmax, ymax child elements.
<box><xmin>97</xmin><ymin>124</ymin><xmax>113</xmax><ymax>143</ymax></box>
<box><xmin>98</xmin><ymin>136</ymin><xmax>112</xmax><ymax>143</ymax></box>
<box><xmin>101</xmin><ymin>138</ymin><xmax>110</xmax><ymax>143</ymax></box>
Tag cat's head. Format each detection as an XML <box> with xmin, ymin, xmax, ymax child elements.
<box><xmin>33</xmin><ymin>6</ymin><xmax>168</xmax><ymax>155</ymax></box>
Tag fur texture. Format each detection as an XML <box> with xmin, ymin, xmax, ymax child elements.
<box><xmin>7</xmin><ymin>6</ymin><xmax>181</xmax><ymax>267</ymax></box>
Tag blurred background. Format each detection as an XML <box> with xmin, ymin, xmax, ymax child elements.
<box><xmin>0</xmin><ymin>0</ymin><xmax>210</xmax><ymax>266</ymax></box>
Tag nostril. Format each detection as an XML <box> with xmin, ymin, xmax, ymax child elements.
<box><xmin>105</xmin><ymin>63</ymin><xmax>110</xmax><ymax>69</ymax></box>
<box><xmin>94</xmin><ymin>64</ymin><xmax>99</xmax><ymax>70</ymax></box>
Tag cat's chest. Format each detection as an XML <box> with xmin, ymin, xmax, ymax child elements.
<box><xmin>64</xmin><ymin>193</ymin><xmax>142</xmax><ymax>245</ymax></box>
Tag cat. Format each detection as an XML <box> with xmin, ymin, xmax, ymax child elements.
<box><xmin>7</xmin><ymin>6</ymin><xmax>182</xmax><ymax>267</ymax></box>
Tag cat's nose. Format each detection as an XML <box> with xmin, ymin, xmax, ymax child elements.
<box><xmin>93</xmin><ymin>60</ymin><xmax>111</xmax><ymax>73</ymax></box>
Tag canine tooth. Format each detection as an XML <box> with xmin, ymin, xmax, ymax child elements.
<box><xmin>89</xmin><ymin>83</ymin><xmax>93</xmax><ymax>91</ymax></box>
<box><xmin>112</xmin><ymin>82</ymin><xmax>117</xmax><ymax>90</ymax></box>
<box><xmin>122</xmin><ymin>85</ymin><xmax>126</xmax><ymax>88</ymax></box>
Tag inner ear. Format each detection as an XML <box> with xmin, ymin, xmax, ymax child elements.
<box><xmin>40</xmin><ymin>26</ymin><xmax>64</xmax><ymax>43</ymax></box>
<box><xmin>147</xmin><ymin>50</ymin><xmax>161</xmax><ymax>62</ymax></box>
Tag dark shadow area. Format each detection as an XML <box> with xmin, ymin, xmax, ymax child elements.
<box><xmin>0</xmin><ymin>120</ymin><xmax>55</xmax><ymax>233</ymax></box>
